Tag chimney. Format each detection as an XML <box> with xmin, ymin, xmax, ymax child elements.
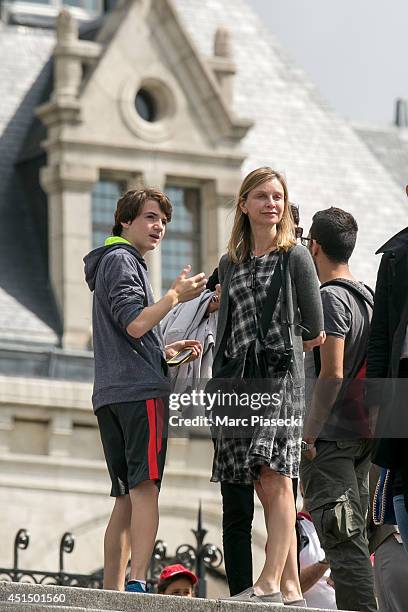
<box><xmin>394</xmin><ymin>98</ymin><xmax>408</xmax><ymax>127</ymax></box>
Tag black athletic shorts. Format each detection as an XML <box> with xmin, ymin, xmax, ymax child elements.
<box><xmin>97</xmin><ymin>398</ymin><xmax>168</xmax><ymax>496</ymax></box>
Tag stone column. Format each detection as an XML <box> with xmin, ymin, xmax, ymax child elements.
<box><xmin>201</xmin><ymin>179</ymin><xmax>235</xmax><ymax>272</ymax></box>
<box><xmin>142</xmin><ymin>171</ymin><xmax>166</xmax><ymax>299</ymax></box>
<box><xmin>0</xmin><ymin>409</ymin><xmax>12</xmax><ymax>454</ymax></box>
<box><xmin>144</xmin><ymin>248</ymin><xmax>162</xmax><ymax>299</ymax></box>
<box><xmin>40</xmin><ymin>163</ymin><xmax>98</xmax><ymax>350</ymax></box>
<box><xmin>48</xmin><ymin>412</ymin><xmax>73</xmax><ymax>457</ymax></box>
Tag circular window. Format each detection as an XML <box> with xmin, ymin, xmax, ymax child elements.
<box><xmin>120</xmin><ymin>77</ymin><xmax>177</xmax><ymax>142</ymax></box>
<box><xmin>135</xmin><ymin>88</ymin><xmax>158</xmax><ymax>122</ymax></box>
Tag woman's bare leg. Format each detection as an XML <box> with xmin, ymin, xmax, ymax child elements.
<box><xmin>255</xmin><ymin>480</ymin><xmax>302</xmax><ymax>601</ymax></box>
<box><xmin>253</xmin><ymin>466</ymin><xmax>296</xmax><ymax>595</ymax></box>
<box><xmin>280</xmin><ymin>528</ymin><xmax>302</xmax><ymax>601</ymax></box>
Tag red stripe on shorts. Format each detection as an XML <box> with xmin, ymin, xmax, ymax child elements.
<box><xmin>146</xmin><ymin>399</ymin><xmax>159</xmax><ymax>480</ymax></box>
<box><xmin>156</xmin><ymin>398</ymin><xmax>164</xmax><ymax>454</ymax></box>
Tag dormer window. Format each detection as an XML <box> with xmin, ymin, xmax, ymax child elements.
<box><xmin>3</xmin><ymin>0</ymin><xmax>102</xmax><ymax>27</ymax></box>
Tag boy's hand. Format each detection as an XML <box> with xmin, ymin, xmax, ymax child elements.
<box><xmin>165</xmin><ymin>339</ymin><xmax>202</xmax><ymax>363</ymax></box>
<box><xmin>168</xmin><ymin>265</ymin><xmax>207</xmax><ymax>304</ymax></box>
<box><xmin>303</xmin><ymin>330</ymin><xmax>326</xmax><ymax>352</ymax></box>
<box><xmin>206</xmin><ymin>284</ymin><xmax>221</xmax><ymax>314</ymax></box>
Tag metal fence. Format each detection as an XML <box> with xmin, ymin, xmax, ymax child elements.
<box><xmin>0</xmin><ymin>505</ymin><xmax>224</xmax><ymax>597</ymax></box>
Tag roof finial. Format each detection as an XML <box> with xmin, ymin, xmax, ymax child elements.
<box><xmin>56</xmin><ymin>9</ymin><xmax>78</xmax><ymax>45</ymax></box>
<box><xmin>214</xmin><ymin>27</ymin><xmax>232</xmax><ymax>59</ymax></box>
<box><xmin>53</xmin><ymin>10</ymin><xmax>81</xmax><ymax>103</ymax></box>
<box><xmin>210</xmin><ymin>27</ymin><xmax>236</xmax><ymax>105</ymax></box>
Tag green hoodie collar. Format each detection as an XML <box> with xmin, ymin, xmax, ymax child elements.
<box><xmin>104</xmin><ymin>236</ymin><xmax>132</xmax><ymax>247</ymax></box>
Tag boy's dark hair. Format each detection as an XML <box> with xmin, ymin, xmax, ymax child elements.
<box><xmin>310</xmin><ymin>207</ymin><xmax>358</xmax><ymax>263</ymax></box>
<box><xmin>157</xmin><ymin>574</ymin><xmax>194</xmax><ymax>595</ymax></box>
<box><xmin>112</xmin><ymin>188</ymin><xmax>173</xmax><ymax>236</ymax></box>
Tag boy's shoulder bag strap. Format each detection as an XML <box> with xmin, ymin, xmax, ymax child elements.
<box><xmin>259</xmin><ymin>249</ymin><xmax>292</xmax><ymax>346</ymax></box>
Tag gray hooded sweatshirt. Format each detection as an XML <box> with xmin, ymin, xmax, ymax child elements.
<box><xmin>84</xmin><ymin>239</ymin><xmax>170</xmax><ymax>412</ymax></box>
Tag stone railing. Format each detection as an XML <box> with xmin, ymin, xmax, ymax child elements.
<box><xmin>0</xmin><ymin>581</ymin><xmax>343</xmax><ymax>611</ymax></box>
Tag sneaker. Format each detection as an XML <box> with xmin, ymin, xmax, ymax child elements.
<box><xmin>221</xmin><ymin>586</ymin><xmax>283</xmax><ymax>604</ymax></box>
<box><xmin>125</xmin><ymin>580</ymin><xmax>148</xmax><ymax>594</ymax></box>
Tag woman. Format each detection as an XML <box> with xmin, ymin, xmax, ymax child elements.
<box><xmin>211</xmin><ymin>167</ymin><xmax>324</xmax><ymax>604</ymax></box>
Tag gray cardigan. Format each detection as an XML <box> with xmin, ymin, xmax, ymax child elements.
<box><xmin>213</xmin><ymin>245</ymin><xmax>323</xmax><ymax>383</ymax></box>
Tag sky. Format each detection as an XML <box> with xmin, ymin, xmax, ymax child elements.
<box><xmin>248</xmin><ymin>0</ymin><xmax>408</xmax><ymax>125</ymax></box>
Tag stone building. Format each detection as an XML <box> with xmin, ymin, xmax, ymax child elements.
<box><xmin>0</xmin><ymin>0</ymin><xmax>407</xmax><ymax>594</ymax></box>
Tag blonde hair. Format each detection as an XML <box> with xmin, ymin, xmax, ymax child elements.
<box><xmin>227</xmin><ymin>167</ymin><xmax>296</xmax><ymax>263</ymax></box>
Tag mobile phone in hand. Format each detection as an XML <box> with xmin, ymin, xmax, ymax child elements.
<box><xmin>166</xmin><ymin>348</ymin><xmax>193</xmax><ymax>367</ymax></box>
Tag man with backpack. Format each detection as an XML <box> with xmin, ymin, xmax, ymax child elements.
<box><xmin>300</xmin><ymin>207</ymin><xmax>377</xmax><ymax>612</ymax></box>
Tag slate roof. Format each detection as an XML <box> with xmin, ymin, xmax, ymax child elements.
<box><xmin>174</xmin><ymin>0</ymin><xmax>408</xmax><ymax>285</ymax></box>
<box><xmin>0</xmin><ymin>18</ymin><xmax>105</xmax><ymax>351</ymax></box>
<box><xmin>1</xmin><ymin>1</ymin><xmax>408</xmax><ymax>353</ymax></box>
<box><xmin>0</xmin><ymin>23</ymin><xmax>58</xmax><ymax>346</ymax></box>
<box><xmin>355</xmin><ymin>123</ymin><xmax>408</xmax><ymax>190</ymax></box>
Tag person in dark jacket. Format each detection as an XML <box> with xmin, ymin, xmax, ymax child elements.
<box><xmin>84</xmin><ymin>188</ymin><xmax>206</xmax><ymax>593</ymax></box>
<box><xmin>367</xmin><ymin>464</ymin><xmax>408</xmax><ymax>612</ymax></box>
<box><xmin>367</xmin><ymin>185</ymin><xmax>408</xmax><ymax>552</ymax></box>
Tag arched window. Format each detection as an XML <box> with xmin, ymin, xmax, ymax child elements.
<box><xmin>5</xmin><ymin>0</ymin><xmax>103</xmax><ymax>24</ymax></box>
<box><xmin>161</xmin><ymin>187</ymin><xmax>201</xmax><ymax>294</ymax></box>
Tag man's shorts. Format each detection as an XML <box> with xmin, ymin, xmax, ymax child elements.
<box><xmin>97</xmin><ymin>398</ymin><xmax>168</xmax><ymax>497</ymax></box>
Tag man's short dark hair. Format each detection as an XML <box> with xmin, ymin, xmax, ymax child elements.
<box><xmin>310</xmin><ymin>207</ymin><xmax>358</xmax><ymax>263</ymax></box>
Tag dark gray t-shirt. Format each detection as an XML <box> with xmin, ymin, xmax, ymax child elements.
<box><xmin>304</xmin><ymin>282</ymin><xmax>372</xmax><ymax>439</ymax></box>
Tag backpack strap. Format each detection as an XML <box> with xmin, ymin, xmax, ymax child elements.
<box><xmin>320</xmin><ymin>278</ymin><xmax>374</xmax><ymax>309</ymax></box>
<box><xmin>313</xmin><ymin>279</ymin><xmax>374</xmax><ymax>376</ymax></box>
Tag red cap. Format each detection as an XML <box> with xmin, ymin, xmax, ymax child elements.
<box><xmin>159</xmin><ymin>564</ymin><xmax>198</xmax><ymax>585</ymax></box>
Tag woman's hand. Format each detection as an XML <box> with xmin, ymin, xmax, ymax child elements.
<box><xmin>165</xmin><ymin>339</ymin><xmax>202</xmax><ymax>363</ymax></box>
<box><xmin>303</xmin><ymin>331</ymin><xmax>326</xmax><ymax>352</ymax></box>
<box><xmin>206</xmin><ymin>284</ymin><xmax>221</xmax><ymax>314</ymax></box>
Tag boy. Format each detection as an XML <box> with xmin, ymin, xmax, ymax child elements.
<box><xmin>84</xmin><ymin>188</ymin><xmax>206</xmax><ymax>593</ymax></box>
<box><xmin>157</xmin><ymin>564</ymin><xmax>197</xmax><ymax>597</ymax></box>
